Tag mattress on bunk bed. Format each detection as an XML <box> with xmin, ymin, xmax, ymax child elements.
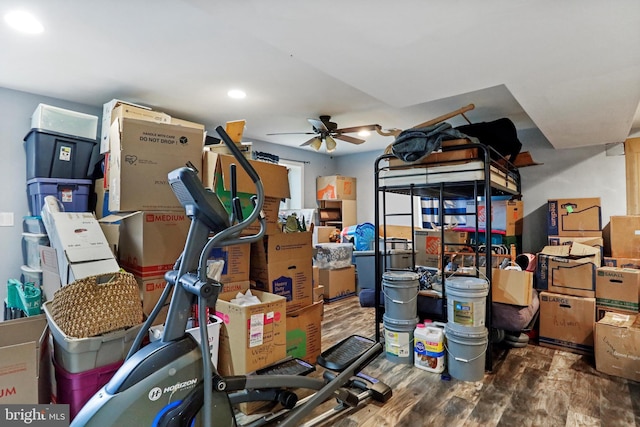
<box><xmin>380</xmin><ymin>160</ymin><xmax>519</xmax><ymax>194</ymax></box>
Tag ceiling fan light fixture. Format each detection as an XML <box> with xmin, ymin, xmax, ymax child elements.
<box><xmin>357</xmin><ymin>130</ymin><xmax>370</xmax><ymax>137</ymax></box>
<box><xmin>310</xmin><ymin>137</ymin><xmax>322</xmax><ymax>151</ymax></box>
<box><xmin>325</xmin><ymin>136</ymin><xmax>337</xmax><ymax>153</ymax></box>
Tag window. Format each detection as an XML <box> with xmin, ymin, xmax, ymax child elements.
<box><xmin>278</xmin><ymin>159</ymin><xmax>304</xmax><ymax>210</ymax></box>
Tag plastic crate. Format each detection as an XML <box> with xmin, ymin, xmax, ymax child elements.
<box><xmin>24</xmin><ymin>128</ymin><xmax>97</xmax><ymax>180</ymax></box>
<box><xmin>43</xmin><ymin>301</ymin><xmax>143</xmax><ymax>373</ymax></box>
<box><xmin>27</xmin><ymin>177</ymin><xmax>92</xmax><ymax>216</ymax></box>
<box><xmin>22</xmin><ymin>232</ymin><xmax>49</xmax><ymax>269</ymax></box>
<box><xmin>54</xmin><ymin>358</ymin><xmax>122</xmax><ymax>421</ymax></box>
<box><xmin>22</xmin><ymin>216</ymin><xmax>47</xmax><ymax>234</ymax></box>
<box><xmin>31</xmin><ymin>104</ymin><xmax>98</xmax><ymax>140</ymax></box>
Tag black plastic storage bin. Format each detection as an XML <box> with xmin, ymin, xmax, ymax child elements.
<box><xmin>27</xmin><ymin>178</ymin><xmax>92</xmax><ymax>216</ymax></box>
<box><xmin>24</xmin><ymin>128</ymin><xmax>97</xmax><ymax>180</ymax></box>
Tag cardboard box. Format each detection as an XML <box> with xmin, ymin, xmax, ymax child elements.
<box><xmin>313</xmin><ymin>225</ymin><xmax>339</xmax><ymax>245</ymax></box>
<box><xmin>108</xmin><ymin>118</ymin><xmax>204</xmax><ymax>212</ymax></box>
<box><xmin>535</xmin><ymin>243</ymin><xmax>601</xmax><ymax>298</ymax></box>
<box><xmin>603</xmin><ymin>256</ymin><xmax>640</xmax><ymax>269</ymax></box>
<box><xmin>42</xmin><ymin>212</ymin><xmax>120</xmax><ymax>286</ymax></box>
<box><xmin>0</xmin><ymin>315</ymin><xmax>50</xmax><ymax>404</ymax></box>
<box><xmin>414</xmin><ymin>229</ymin><xmax>468</xmax><ymax>268</ymax></box>
<box><xmin>134</xmin><ymin>274</ymin><xmax>170</xmax><ymax>323</ymax></box>
<box><xmin>101</xmin><ymin>211</ymin><xmax>190</xmax><ymax>278</ymax></box>
<box><xmin>547</xmin><ymin>198</ymin><xmax>602</xmax><ymax>237</ymax></box>
<box><xmin>607</xmin><ymin>215</ymin><xmax>640</xmax><ymax>258</ymax></box>
<box><xmin>313</xmin><ymin>285</ymin><xmax>324</xmax><ymax>302</ymax></box>
<box><xmin>318</xmin><ymin>266</ymin><xmax>356</xmax><ymax>302</ymax></box>
<box><xmin>316</xmin><ymin>175</ymin><xmax>356</xmax><ymax>200</ymax></box>
<box><xmin>388</xmin><ymin>139</ymin><xmax>477</xmax><ymax>167</ymax></box>
<box><xmin>596</xmin><ymin>305</ymin><xmax>637</xmax><ymax>321</ymax></box>
<box><xmin>101</xmin><ymin>99</ymin><xmax>153</xmax><ymax>154</ymax></box>
<box><xmin>312</xmin><ymin>266</ymin><xmax>319</xmax><ymax>288</ymax></box>
<box><xmin>286</xmin><ymin>301</ymin><xmax>323</xmax><ymax>364</ymax></box>
<box><xmin>594</xmin><ymin>312</ymin><xmax>640</xmax><ymax>381</ymax></box>
<box><xmin>465</xmin><ymin>198</ymin><xmax>523</xmax><ymax>235</ymax></box>
<box><xmin>250</xmin><ymin>232</ymin><xmax>313</xmax><ymax>313</ymax></box>
<box><xmin>595</xmin><ymin>266</ymin><xmax>640</xmax><ymax>313</ymax></box>
<box><xmin>548</xmin><ymin>236</ymin><xmax>603</xmax><ymax>259</ymax></box>
<box><xmin>215</xmin><ymin>283</ymin><xmax>287</xmax><ymax>376</ymax></box>
<box><xmin>539</xmin><ymin>292</ymin><xmax>595</xmax><ymax>355</ymax></box>
<box><xmin>491</xmin><ymin>268</ymin><xmax>533</xmax><ymax>306</ymax></box>
<box><xmin>205</xmin><ymin>243</ymin><xmax>251</xmax><ymax>284</ymax></box>
<box><xmin>202</xmin><ymin>152</ymin><xmax>290</xmax><ymax>236</ymax></box>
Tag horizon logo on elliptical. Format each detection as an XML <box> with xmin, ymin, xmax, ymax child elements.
<box><xmin>148</xmin><ymin>378</ymin><xmax>198</xmax><ymax>401</ymax></box>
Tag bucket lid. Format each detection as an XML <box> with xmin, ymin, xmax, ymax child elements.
<box><xmin>383</xmin><ymin>271</ymin><xmax>420</xmax><ymax>282</ymax></box>
<box><xmin>445</xmin><ymin>324</ymin><xmax>488</xmax><ymax>339</ymax></box>
<box><xmin>445</xmin><ymin>276</ymin><xmax>489</xmax><ymax>291</ymax></box>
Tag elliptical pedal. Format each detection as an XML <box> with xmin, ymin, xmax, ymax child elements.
<box><xmin>316</xmin><ymin>335</ymin><xmax>376</xmax><ymax>372</ymax></box>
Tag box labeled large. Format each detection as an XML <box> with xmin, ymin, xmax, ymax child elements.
<box><xmin>42</xmin><ymin>212</ymin><xmax>120</xmax><ymax>286</ymax></box>
<box><xmin>318</xmin><ymin>265</ymin><xmax>356</xmax><ymax>302</ymax></box>
<box><xmin>539</xmin><ymin>292</ymin><xmax>595</xmax><ymax>355</ymax></box>
<box><xmin>202</xmin><ymin>152</ymin><xmax>290</xmax><ymax>236</ymax></box>
<box><xmin>0</xmin><ymin>315</ymin><xmax>50</xmax><ymax>404</ymax></box>
<box><xmin>286</xmin><ymin>301</ymin><xmax>323</xmax><ymax>364</ymax></box>
<box><xmin>101</xmin><ymin>211</ymin><xmax>190</xmax><ymax>278</ymax></box>
<box><xmin>492</xmin><ymin>268</ymin><xmax>533</xmax><ymax>306</ymax></box>
<box><xmin>547</xmin><ymin>198</ymin><xmax>602</xmax><ymax>237</ymax></box>
<box><xmin>108</xmin><ymin>118</ymin><xmax>204</xmax><ymax>212</ymax></box>
<box><xmin>250</xmin><ymin>232</ymin><xmax>313</xmax><ymax>313</ymax></box>
<box><xmin>535</xmin><ymin>243</ymin><xmax>600</xmax><ymax>298</ymax></box>
<box><xmin>607</xmin><ymin>215</ymin><xmax>640</xmax><ymax>258</ymax></box>
<box><xmin>215</xmin><ymin>284</ymin><xmax>287</xmax><ymax>376</ymax></box>
<box><xmin>465</xmin><ymin>198</ymin><xmax>523</xmax><ymax>235</ymax></box>
<box><xmin>594</xmin><ymin>312</ymin><xmax>640</xmax><ymax>382</ymax></box>
<box><xmin>316</xmin><ymin>175</ymin><xmax>356</xmax><ymax>200</ymax></box>
<box><xmin>596</xmin><ymin>266</ymin><xmax>640</xmax><ymax>312</ymax></box>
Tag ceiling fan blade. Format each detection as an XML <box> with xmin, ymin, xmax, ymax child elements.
<box><xmin>335</xmin><ymin>124</ymin><xmax>380</xmax><ymax>134</ymax></box>
<box><xmin>334</xmin><ymin>134</ymin><xmax>365</xmax><ymax>144</ymax></box>
<box><xmin>267</xmin><ymin>131</ymin><xmax>316</xmax><ymax>136</ymax></box>
<box><xmin>300</xmin><ymin>136</ymin><xmax>321</xmax><ymax>147</ymax></box>
<box><xmin>307</xmin><ymin>118</ymin><xmax>328</xmax><ymax>132</ymax></box>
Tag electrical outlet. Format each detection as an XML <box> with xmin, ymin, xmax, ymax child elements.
<box><xmin>0</xmin><ymin>212</ymin><xmax>14</xmax><ymax>227</ymax></box>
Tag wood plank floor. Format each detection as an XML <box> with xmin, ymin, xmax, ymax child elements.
<box><xmin>293</xmin><ymin>296</ymin><xmax>640</xmax><ymax>427</ymax></box>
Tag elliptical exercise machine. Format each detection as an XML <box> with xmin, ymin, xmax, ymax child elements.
<box><xmin>71</xmin><ymin>126</ymin><xmax>390</xmax><ymax>427</ymax></box>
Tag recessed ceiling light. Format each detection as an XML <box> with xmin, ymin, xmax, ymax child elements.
<box><xmin>4</xmin><ymin>10</ymin><xmax>44</xmax><ymax>34</ymax></box>
<box><xmin>358</xmin><ymin>130</ymin><xmax>371</xmax><ymax>137</ymax></box>
<box><xmin>227</xmin><ymin>89</ymin><xmax>246</xmax><ymax>99</ymax></box>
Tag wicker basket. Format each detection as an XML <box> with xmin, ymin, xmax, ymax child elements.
<box><xmin>50</xmin><ymin>271</ymin><xmax>143</xmax><ymax>338</ymax></box>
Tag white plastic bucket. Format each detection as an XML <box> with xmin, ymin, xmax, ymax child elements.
<box><xmin>445</xmin><ymin>325</ymin><xmax>488</xmax><ymax>382</ymax></box>
<box><xmin>445</xmin><ymin>276</ymin><xmax>489</xmax><ymax>333</ymax></box>
<box><xmin>383</xmin><ymin>315</ymin><xmax>418</xmax><ymax>365</ymax></box>
<box><xmin>383</xmin><ymin>271</ymin><xmax>419</xmax><ymax>321</ymax></box>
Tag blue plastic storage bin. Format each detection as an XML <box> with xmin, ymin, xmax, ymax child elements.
<box><xmin>24</xmin><ymin>128</ymin><xmax>97</xmax><ymax>180</ymax></box>
<box><xmin>27</xmin><ymin>177</ymin><xmax>92</xmax><ymax>216</ymax></box>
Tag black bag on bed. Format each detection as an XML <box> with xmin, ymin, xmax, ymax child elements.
<box><xmin>455</xmin><ymin>118</ymin><xmax>522</xmax><ymax>163</ymax></box>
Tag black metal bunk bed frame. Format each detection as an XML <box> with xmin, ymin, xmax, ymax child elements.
<box><xmin>374</xmin><ymin>141</ymin><xmax>522</xmax><ymax>372</ymax></box>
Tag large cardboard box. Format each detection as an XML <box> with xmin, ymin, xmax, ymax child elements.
<box><xmin>594</xmin><ymin>312</ymin><xmax>640</xmax><ymax>382</ymax></box>
<box><xmin>491</xmin><ymin>268</ymin><xmax>533</xmax><ymax>306</ymax></box>
<box><xmin>414</xmin><ymin>229</ymin><xmax>468</xmax><ymax>268</ymax></box>
<box><xmin>547</xmin><ymin>198</ymin><xmax>602</xmax><ymax>237</ymax></box>
<box><xmin>607</xmin><ymin>215</ymin><xmax>640</xmax><ymax>258</ymax></box>
<box><xmin>595</xmin><ymin>266</ymin><xmax>640</xmax><ymax>313</ymax></box>
<box><xmin>596</xmin><ymin>305</ymin><xmax>637</xmax><ymax>322</ymax></box>
<box><xmin>42</xmin><ymin>212</ymin><xmax>120</xmax><ymax>287</ymax></box>
<box><xmin>250</xmin><ymin>232</ymin><xmax>313</xmax><ymax>313</ymax></box>
<box><xmin>133</xmin><ymin>274</ymin><xmax>170</xmax><ymax>323</ymax></box>
<box><xmin>548</xmin><ymin>236</ymin><xmax>604</xmax><ymax>259</ymax></box>
<box><xmin>101</xmin><ymin>99</ymin><xmax>154</xmax><ymax>154</ymax></box>
<box><xmin>215</xmin><ymin>283</ymin><xmax>287</xmax><ymax>376</ymax></box>
<box><xmin>206</xmin><ymin>243</ymin><xmax>251</xmax><ymax>284</ymax></box>
<box><xmin>101</xmin><ymin>211</ymin><xmax>190</xmax><ymax>277</ymax></box>
<box><xmin>318</xmin><ymin>265</ymin><xmax>356</xmax><ymax>302</ymax></box>
<box><xmin>539</xmin><ymin>292</ymin><xmax>596</xmax><ymax>355</ymax></box>
<box><xmin>108</xmin><ymin>118</ymin><xmax>204</xmax><ymax>212</ymax></box>
<box><xmin>0</xmin><ymin>315</ymin><xmax>50</xmax><ymax>404</ymax></box>
<box><xmin>535</xmin><ymin>243</ymin><xmax>600</xmax><ymax>298</ymax></box>
<box><xmin>286</xmin><ymin>301</ymin><xmax>323</xmax><ymax>364</ymax></box>
<box><xmin>202</xmin><ymin>152</ymin><xmax>290</xmax><ymax>236</ymax></box>
<box><xmin>316</xmin><ymin>175</ymin><xmax>356</xmax><ymax>200</ymax></box>
<box><xmin>465</xmin><ymin>198</ymin><xmax>523</xmax><ymax>235</ymax></box>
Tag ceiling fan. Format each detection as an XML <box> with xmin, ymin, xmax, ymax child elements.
<box><xmin>267</xmin><ymin>115</ymin><xmax>380</xmax><ymax>152</ymax></box>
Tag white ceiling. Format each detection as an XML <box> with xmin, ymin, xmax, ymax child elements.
<box><xmin>2</xmin><ymin>1</ymin><xmax>640</xmax><ymax>156</ymax></box>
